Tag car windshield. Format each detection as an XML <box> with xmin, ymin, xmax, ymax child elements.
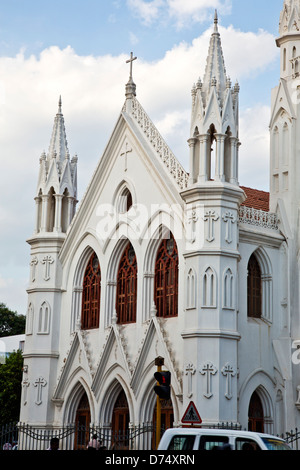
<box><xmin>261</xmin><ymin>437</ymin><xmax>292</xmax><ymax>451</ymax></box>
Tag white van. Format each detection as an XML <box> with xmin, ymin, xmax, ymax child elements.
<box><xmin>157</xmin><ymin>428</ymin><xmax>292</xmax><ymax>451</ymax></box>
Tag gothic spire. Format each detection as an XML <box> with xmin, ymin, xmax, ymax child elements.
<box><xmin>35</xmin><ymin>98</ymin><xmax>78</xmax><ymax>234</ymax></box>
<box><xmin>48</xmin><ymin>96</ymin><xmax>69</xmax><ymax>163</ymax></box>
<box><xmin>188</xmin><ymin>11</ymin><xmax>240</xmax><ymax>186</ymax></box>
<box><xmin>202</xmin><ymin>10</ymin><xmax>227</xmax><ymax>97</ymax></box>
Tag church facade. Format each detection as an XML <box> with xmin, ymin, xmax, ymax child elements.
<box><xmin>19</xmin><ymin>1</ymin><xmax>300</xmax><ymax>447</ymax></box>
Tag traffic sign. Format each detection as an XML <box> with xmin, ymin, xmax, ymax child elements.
<box><xmin>181</xmin><ymin>401</ymin><xmax>202</xmax><ymax>424</ymax></box>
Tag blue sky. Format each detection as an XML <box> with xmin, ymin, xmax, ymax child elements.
<box><xmin>0</xmin><ymin>0</ymin><xmax>283</xmax><ymax>113</ymax></box>
<box><xmin>0</xmin><ymin>0</ymin><xmax>287</xmax><ymax>315</ymax></box>
<box><xmin>0</xmin><ymin>1</ymin><xmax>283</xmax><ymax>60</ymax></box>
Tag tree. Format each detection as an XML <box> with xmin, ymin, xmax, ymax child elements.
<box><xmin>0</xmin><ymin>350</ymin><xmax>23</xmax><ymax>425</ymax></box>
<box><xmin>0</xmin><ymin>303</ymin><xmax>26</xmax><ymax>337</ymax></box>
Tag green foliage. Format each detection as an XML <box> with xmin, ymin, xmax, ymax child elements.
<box><xmin>0</xmin><ymin>303</ymin><xmax>26</xmax><ymax>337</ymax></box>
<box><xmin>0</xmin><ymin>350</ymin><xmax>23</xmax><ymax>425</ymax></box>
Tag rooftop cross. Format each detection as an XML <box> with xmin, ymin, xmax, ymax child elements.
<box><xmin>126</xmin><ymin>52</ymin><xmax>137</xmax><ymax>81</ymax></box>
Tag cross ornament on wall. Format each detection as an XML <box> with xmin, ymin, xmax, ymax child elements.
<box><xmin>222</xmin><ymin>211</ymin><xmax>236</xmax><ymax>244</ymax></box>
<box><xmin>185</xmin><ymin>363</ymin><xmax>196</xmax><ymax>398</ymax></box>
<box><xmin>200</xmin><ymin>362</ymin><xmax>217</xmax><ymax>399</ymax></box>
<box><xmin>121</xmin><ymin>142</ymin><xmax>133</xmax><ymax>172</ymax></box>
<box><xmin>34</xmin><ymin>377</ymin><xmax>47</xmax><ymax>406</ymax></box>
<box><xmin>203</xmin><ymin>211</ymin><xmax>219</xmax><ymax>243</ymax></box>
<box><xmin>221</xmin><ymin>363</ymin><xmax>236</xmax><ymax>400</ymax></box>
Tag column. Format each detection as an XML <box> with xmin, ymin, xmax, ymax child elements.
<box><xmin>198</xmin><ymin>134</ymin><xmax>209</xmax><ymax>183</ymax></box>
<box><xmin>41</xmin><ymin>194</ymin><xmax>49</xmax><ymax>233</ymax></box>
<box><xmin>229</xmin><ymin>136</ymin><xmax>238</xmax><ymax>185</ymax></box>
<box><xmin>67</xmin><ymin>196</ymin><xmax>75</xmax><ymax>227</ymax></box>
<box><xmin>215</xmin><ymin>134</ymin><xmax>227</xmax><ymax>182</ymax></box>
<box><xmin>54</xmin><ymin>194</ymin><xmax>63</xmax><ymax>233</ymax></box>
<box><xmin>34</xmin><ymin>196</ymin><xmax>42</xmax><ymax>234</ymax></box>
<box><xmin>188</xmin><ymin>137</ymin><xmax>198</xmax><ymax>185</ymax></box>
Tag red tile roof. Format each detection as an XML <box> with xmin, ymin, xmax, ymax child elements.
<box><xmin>240</xmin><ymin>186</ymin><xmax>270</xmax><ymax>212</ymax></box>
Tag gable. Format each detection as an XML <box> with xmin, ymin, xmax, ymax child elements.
<box><xmin>91</xmin><ymin>323</ymin><xmax>133</xmax><ymax>400</ymax></box>
<box><xmin>130</xmin><ymin>313</ymin><xmax>182</xmax><ymax>398</ymax></box>
<box><xmin>270</xmin><ymin>79</ymin><xmax>296</xmax><ymax>129</ymax></box>
<box><xmin>59</xmin><ymin>100</ymin><xmax>186</xmax><ymax>265</ymax></box>
<box><xmin>52</xmin><ymin>331</ymin><xmax>95</xmax><ymax>403</ymax></box>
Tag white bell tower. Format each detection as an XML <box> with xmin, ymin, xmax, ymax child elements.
<box><xmin>181</xmin><ymin>12</ymin><xmax>245</xmax><ymax>427</ymax></box>
<box><xmin>20</xmin><ymin>99</ymin><xmax>78</xmax><ymax>427</ymax></box>
<box><xmin>270</xmin><ymin>0</ymin><xmax>300</xmax><ymax>230</ymax></box>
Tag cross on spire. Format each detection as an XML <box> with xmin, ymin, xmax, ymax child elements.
<box><xmin>125</xmin><ymin>52</ymin><xmax>137</xmax><ymax>99</ymax></box>
<box><xmin>126</xmin><ymin>52</ymin><xmax>137</xmax><ymax>81</ymax></box>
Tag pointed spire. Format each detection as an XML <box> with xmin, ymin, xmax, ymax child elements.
<box><xmin>202</xmin><ymin>10</ymin><xmax>227</xmax><ymax>97</ymax></box>
<box><xmin>188</xmin><ymin>11</ymin><xmax>240</xmax><ymax>187</ymax></box>
<box><xmin>48</xmin><ymin>96</ymin><xmax>69</xmax><ymax>163</ymax></box>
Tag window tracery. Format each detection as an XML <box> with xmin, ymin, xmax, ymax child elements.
<box><xmin>247</xmin><ymin>254</ymin><xmax>262</xmax><ymax>319</ymax></box>
<box><xmin>116</xmin><ymin>243</ymin><xmax>137</xmax><ymax>324</ymax></box>
<box><xmin>81</xmin><ymin>252</ymin><xmax>101</xmax><ymax>329</ymax></box>
<box><xmin>154</xmin><ymin>234</ymin><xmax>178</xmax><ymax>318</ymax></box>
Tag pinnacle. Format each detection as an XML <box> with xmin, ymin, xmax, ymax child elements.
<box><xmin>202</xmin><ymin>11</ymin><xmax>227</xmax><ymax>95</ymax></box>
<box><xmin>48</xmin><ymin>96</ymin><xmax>69</xmax><ymax>162</ymax></box>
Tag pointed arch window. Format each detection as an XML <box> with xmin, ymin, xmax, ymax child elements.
<box><xmin>223</xmin><ymin>268</ymin><xmax>234</xmax><ymax>309</ymax></box>
<box><xmin>186</xmin><ymin>268</ymin><xmax>196</xmax><ymax>310</ymax></box>
<box><xmin>247</xmin><ymin>254</ymin><xmax>262</xmax><ymax>319</ymax></box>
<box><xmin>116</xmin><ymin>243</ymin><xmax>137</xmax><ymax>324</ymax></box>
<box><xmin>47</xmin><ymin>187</ymin><xmax>56</xmax><ymax>232</ymax></box>
<box><xmin>283</xmin><ymin>122</ymin><xmax>289</xmax><ymax>166</ymax></box>
<box><xmin>81</xmin><ymin>252</ymin><xmax>101</xmax><ymax>329</ymax></box>
<box><xmin>202</xmin><ymin>267</ymin><xmax>217</xmax><ymax>308</ymax></box>
<box><xmin>118</xmin><ymin>187</ymin><xmax>133</xmax><ymax>213</ymax></box>
<box><xmin>38</xmin><ymin>301</ymin><xmax>51</xmax><ymax>334</ymax></box>
<box><xmin>26</xmin><ymin>303</ymin><xmax>34</xmax><ymax>335</ymax></box>
<box><xmin>154</xmin><ymin>234</ymin><xmax>178</xmax><ymax>318</ymax></box>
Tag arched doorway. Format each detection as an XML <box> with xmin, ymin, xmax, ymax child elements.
<box><xmin>111</xmin><ymin>390</ymin><xmax>130</xmax><ymax>449</ymax></box>
<box><xmin>248</xmin><ymin>391</ymin><xmax>264</xmax><ymax>433</ymax></box>
<box><xmin>75</xmin><ymin>392</ymin><xmax>91</xmax><ymax>450</ymax></box>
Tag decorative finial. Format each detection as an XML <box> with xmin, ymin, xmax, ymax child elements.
<box><xmin>234</xmin><ymin>80</ymin><xmax>240</xmax><ymax>93</ymax></box>
<box><xmin>58</xmin><ymin>95</ymin><xmax>62</xmax><ymax>115</ymax></box>
<box><xmin>214</xmin><ymin>9</ymin><xmax>218</xmax><ymax>32</ymax></box>
<box><xmin>150</xmin><ymin>302</ymin><xmax>157</xmax><ymax>318</ymax></box>
<box><xmin>112</xmin><ymin>311</ymin><xmax>118</xmax><ymax>325</ymax></box>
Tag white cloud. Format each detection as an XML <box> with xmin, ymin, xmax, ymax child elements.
<box><xmin>167</xmin><ymin>0</ymin><xmax>232</xmax><ymax>28</ymax></box>
<box><xmin>127</xmin><ymin>0</ymin><xmax>232</xmax><ymax>28</ymax></box>
<box><xmin>126</xmin><ymin>0</ymin><xmax>165</xmax><ymax>26</ymax></box>
<box><xmin>129</xmin><ymin>32</ymin><xmax>139</xmax><ymax>45</ymax></box>
<box><xmin>239</xmin><ymin>105</ymin><xmax>271</xmax><ymax>191</ymax></box>
<box><xmin>0</xmin><ymin>24</ymin><xmax>277</xmax><ymax>313</ymax></box>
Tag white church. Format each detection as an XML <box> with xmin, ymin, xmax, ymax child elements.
<box><xmin>19</xmin><ymin>0</ymin><xmax>300</xmax><ymax>449</ymax></box>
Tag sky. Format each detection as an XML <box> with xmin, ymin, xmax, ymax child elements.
<box><xmin>0</xmin><ymin>0</ymin><xmax>285</xmax><ymax>316</ymax></box>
